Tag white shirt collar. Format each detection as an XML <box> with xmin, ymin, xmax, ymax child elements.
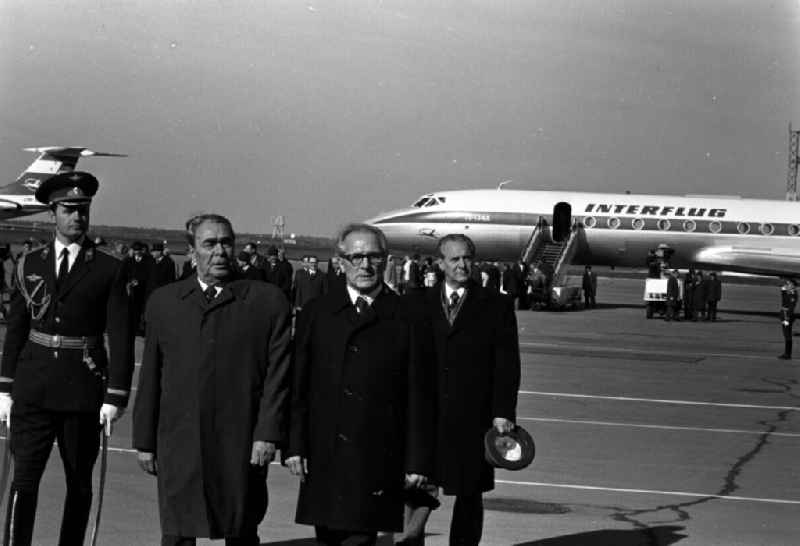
<box><xmin>54</xmin><ymin>237</ymin><xmax>84</xmax><ymax>274</ymax></box>
<box><xmin>346</xmin><ymin>284</ymin><xmax>382</xmax><ymax>306</ymax></box>
<box><xmin>444</xmin><ymin>283</ymin><xmax>466</xmax><ymax>300</ymax></box>
<box><xmin>197</xmin><ymin>278</ymin><xmax>223</xmax><ymax>296</ymax></box>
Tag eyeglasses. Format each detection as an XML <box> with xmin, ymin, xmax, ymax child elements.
<box><xmin>339</xmin><ymin>252</ymin><xmax>386</xmax><ymax>265</ymax></box>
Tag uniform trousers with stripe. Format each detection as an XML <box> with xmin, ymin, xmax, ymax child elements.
<box><xmin>3</xmin><ymin>403</ymin><xmax>100</xmax><ymax>546</ymax></box>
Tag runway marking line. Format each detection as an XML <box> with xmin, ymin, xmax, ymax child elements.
<box><xmin>520</xmin><ymin>391</ymin><xmax>800</xmax><ymax>411</ymax></box>
<box><xmin>496</xmin><ymin>480</ymin><xmax>800</xmax><ymax>505</ymax></box>
<box><xmin>519</xmin><ymin>341</ymin><xmax>761</xmax><ymax>361</ymax></box>
<box><xmin>518</xmin><ymin>416</ymin><xmax>800</xmax><ymax>438</ymax></box>
<box><xmin>6</xmin><ymin>441</ymin><xmax>794</xmax><ymax>506</ymax></box>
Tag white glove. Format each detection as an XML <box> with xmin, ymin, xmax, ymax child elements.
<box><xmin>0</xmin><ymin>394</ymin><xmax>11</xmax><ymax>429</ymax></box>
<box><xmin>99</xmin><ymin>404</ymin><xmax>123</xmax><ymax>436</ymax></box>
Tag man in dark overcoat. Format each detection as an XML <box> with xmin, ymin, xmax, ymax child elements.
<box><xmin>691</xmin><ymin>271</ymin><xmax>706</xmax><ymax>321</ymax></box>
<box><xmin>133</xmin><ymin>214</ymin><xmax>293</xmax><ymax>546</ymax></box>
<box><xmin>410</xmin><ymin>233</ymin><xmax>520</xmax><ymax>546</ymax></box>
<box><xmin>666</xmin><ymin>269</ymin><xmax>681</xmax><ymax>322</ymax></box>
<box><xmin>0</xmin><ymin>172</ymin><xmax>135</xmax><ymax>545</ymax></box>
<box><xmin>150</xmin><ymin>241</ymin><xmax>177</xmax><ymax>288</ymax></box>
<box><xmin>286</xmin><ymin>224</ymin><xmax>434</xmax><ymax>546</ymax></box>
<box><xmin>264</xmin><ymin>246</ymin><xmax>292</xmax><ymax>300</ymax></box>
<box><xmin>705</xmin><ymin>272</ymin><xmax>722</xmax><ymax>321</ymax></box>
<box><xmin>292</xmin><ymin>254</ymin><xmax>327</xmax><ymax>311</ymax></box>
<box><xmin>581</xmin><ymin>265</ymin><xmax>598</xmax><ymax>308</ymax></box>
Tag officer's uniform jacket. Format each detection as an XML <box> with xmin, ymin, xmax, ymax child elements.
<box><xmin>0</xmin><ymin>240</ymin><xmax>135</xmax><ymax>410</ymax></box>
<box><xmin>780</xmin><ymin>288</ymin><xmax>797</xmax><ymax>324</ymax></box>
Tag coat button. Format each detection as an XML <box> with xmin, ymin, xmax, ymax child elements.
<box><xmin>348</xmin><ymin>345</ymin><xmax>359</xmax><ymax>353</ymax></box>
<box><xmin>55</xmin><ymin>317</ymin><xmax>61</xmax><ymax>323</ymax></box>
<box><xmin>344</xmin><ymin>388</ymin><xmax>353</xmax><ymax>396</ymax></box>
<box><xmin>337</xmin><ymin>433</ymin><xmax>349</xmax><ymax>442</ymax></box>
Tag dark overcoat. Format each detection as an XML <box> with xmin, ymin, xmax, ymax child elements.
<box><xmin>691</xmin><ymin>281</ymin><xmax>706</xmax><ymax>311</ymax></box>
<box><xmin>132</xmin><ymin>277</ymin><xmax>293</xmax><ymax>538</ymax></box>
<box><xmin>422</xmin><ymin>282</ymin><xmax>521</xmax><ymax>496</ymax></box>
<box><xmin>0</xmin><ymin>240</ymin><xmax>134</xmax><ymax>410</ymax></box>
<box><xmin>293</xmin><ymin>270</ymin><xmax>327</xmax><ymax>308</ymax></box>
<box><xmin>288</xmin><ymin>284</ymin><xmax>434</xmax><ymax>533</ymax></box>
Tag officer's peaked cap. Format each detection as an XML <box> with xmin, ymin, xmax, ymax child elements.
<box><xmin>35</xmin><ymin>171</ymin><xmax>98</xmax><ymax>205</ymax></box>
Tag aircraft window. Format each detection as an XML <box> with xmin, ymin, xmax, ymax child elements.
<box><xmin>607</xmin><ymin>217</ymin><xmax>620</xmax><ymax>229</ymax></box>
<box><xmin>788</xmin><ymin>224</ymin><xmax>800</xmax><ymax>236</ymax></box>
<box><xmin>683</xmin><ymin>220</ymin><xmax>696</xmax><ymax>232</ymax></box>
<box><xmin>412</xmin><ymin>197</ymin><xmax>431</xmax><ymax>208</ymax></box>
<box><xmin>760</xmin><ymin>223</ymin><xmax>774</xmax><ymax>235</ymax></box>
<box><xmin>709</xmin><ymin>221</ymin><xmax>722</xmax><ymax>234</ymax></box>
<box><xmin>737</xmin><ymin>222</ymin><xmax>750</xmax><ymax>234</ymax></box>
<box><xmin>437</xmin><ymin>197</ymin><xmax>446</xmax><ymax>204</ymax></box>
<box><xmin>631</xmin><ymin>218</ymin><xmax>645</xmax><ymax>230</ymax></box>
<box><xmin>424</xmin><ymin>199</ymin><xmax>437</xmax><ymax>207</ymax></box>
<box><xmin>657</xmin><ymin>219</ymin><xmax>671</xmax><ymax>231</ymax></box>
<box><xmin>583</xmin><ymin>216</ymin><xmax>596</xmax><ymax>228</ymax></box>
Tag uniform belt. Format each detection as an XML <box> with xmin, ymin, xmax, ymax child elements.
<box><xmin>28</xmin><ymin>330</ymin><xmax>99</xmax><ymax>350</ymax></box>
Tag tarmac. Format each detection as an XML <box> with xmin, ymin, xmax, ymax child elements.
<box><xmin>1</xmin><ymin>276</ymin><xmax>798</xmax><ymax>545</ymax></box>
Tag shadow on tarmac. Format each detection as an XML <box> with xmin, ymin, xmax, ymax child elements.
<box><xmin>514</xmin><ymin>524</ymin><xmax>687</xmax><ymax>546</ymax></box>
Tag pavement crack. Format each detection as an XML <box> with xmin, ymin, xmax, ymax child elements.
<box><xmin>599</xmin><ymin>376</ymin><xmax>797</xmax><ymax>543</ymax></box>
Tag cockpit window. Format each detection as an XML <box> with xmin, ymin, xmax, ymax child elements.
<box><xmin>412</xmin><ymin>194</ymin><xmax>433</xmax><ymax>208</ymax></box>
<box><xmin>412</xmin><ymin>194</ymin><xmax>446</xmax><ymax>207</ymax></box>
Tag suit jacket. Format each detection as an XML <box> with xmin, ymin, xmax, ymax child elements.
<box><xmin>288</xmin><ymin>284</ymin><xmax>434</xmax><ymax>532</ymax></box>
<box><xmin>133</xmin><ymin>278</ymin><xmax>292</xmax><ymax>537</ymax></box>
<box><xmin>240</xmin><ymin>265</ymin><xmax>267</xmax><ymax>282</ymax></box>
<box><xmin>422</xmin><ymin>282</ymin><xmax>520</xmax><ymax>495</ymax></box>
<box><xmin>264</xmin><ymin>263</ymin><xmax>291</xmax><ymax>297</ymax></box>
<box><xmin>0</xmin><ymin>240</ymin><xmax>135</xmax><ymax>410</ymax></box>
<box><xmin>293</xmin><ymin>269</ymin><xmax>327</xmax><ymax>308</ymax></box>
<box><xmin>152</xmin><ymin>255</ymin><xmax>177</xmax><ymax>288</ymax></box>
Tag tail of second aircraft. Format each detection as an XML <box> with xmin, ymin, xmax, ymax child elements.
<box><xmin>4</xmin><ymin>147</ymin><xmax>127</xmax><ymax>195</ymax></box>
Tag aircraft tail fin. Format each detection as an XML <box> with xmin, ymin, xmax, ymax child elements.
<box><xmin>5</xmin><ymin>147</ymin><xmax>127</xmax><ymax>194</ymax></box>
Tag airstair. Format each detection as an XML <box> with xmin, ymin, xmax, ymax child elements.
<box><xmin>520</xmin><ymin>221</ymin><xmax>584</xmax><ymax>308</ymax></box>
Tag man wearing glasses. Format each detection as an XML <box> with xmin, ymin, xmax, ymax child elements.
<box><xmin>286</xmin><ymin>223</ymin><xmax>434</xmax><ymax>546</ymax></box>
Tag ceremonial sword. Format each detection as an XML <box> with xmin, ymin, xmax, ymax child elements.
<box><xmin>89</xmin><ymin>419</ymin><xmax>111</xmax><ymax>546</ymax></box>
<box><xmin>0</xmin><ymin>421</ymin><xmax>11</xmax><ymax>510</ymax></box>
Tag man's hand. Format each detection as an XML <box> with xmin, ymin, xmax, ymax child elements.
<box><xmin>405</xmin><ymin>473</ymin><xmax>427</xmax><ymax>488</ymax></box>
<box><xmin>137</xmin><ymin>451</ymin><xmax>158</xmax><ymax>475</ymax></box>
<box><xmin>250</xmin><ymin>441</ymin><xmax>276</xmax><ymax>466</ymax></box>
<box><xmin>0</xmin><ymin>394</ymin><xmax>12</xmax><ymax>429</ymax></box>
<box><xmin>99</xmin><ymin>404</ymin><xmax>123</xmax><ymax>435</ymax></box>
<box><xmin>493</xmin><ymin>417</ymin><xmax>515</xmax><ymax>434</ymax></box>
<box><xmin>286</xmin><ymin>456</ymin><xmax>308</xmax><ymax>482</ymax></box>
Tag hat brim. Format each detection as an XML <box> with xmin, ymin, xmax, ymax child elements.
<box><xmin>484</xmin><ymin>425</ymin><xmax>535</xmax><ymax>471</ymax></box>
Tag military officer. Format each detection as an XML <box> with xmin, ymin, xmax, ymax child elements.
<box><xmin>0</xmin><ymin>171</ymin><xmax>135</xmax><ymax>546</ymax></box>
<box><xmin>778</xmin><ymin>278</ymin><xmax>797</xmax><ymax>360</ymax></box>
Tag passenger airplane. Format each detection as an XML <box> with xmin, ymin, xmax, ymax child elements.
<box><xmin>0</xmin><ymin>147</ymin><xmax>125</xmax><ymax>220</ymax></box>
<box><xmin>366</xmin><ymin>188</ymin><xmax>800</xmax><ymax>277</ymax></box>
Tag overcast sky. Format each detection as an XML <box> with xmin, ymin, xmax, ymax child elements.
<box><xmin>1</xmin><ymin>1</ymin><xmax>798</xmax><ymax>236</ymax></box>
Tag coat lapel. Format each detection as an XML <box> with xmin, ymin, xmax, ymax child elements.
<box><xmin>427</xmin><ymin>286</ymin><xmax>451</xmax><ymax>338</ymax></box>
<box><xmin>449</xmin><ymin>282</ymin><xmax>486</xmax><ymax>336</ymax></box>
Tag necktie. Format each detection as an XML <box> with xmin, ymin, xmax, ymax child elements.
<box><xmin>204</xmin><ymin>285</ymin><xmax>217</xmax><ymax>303</ymax></box>
<box><xmin>449</xmin><ymin>291</ymin><xmax>460</xmax><ymax>311</ymax></box>
<box><xmin>57</xmin><ymin>248</ymin><xmax>70</xmax><ymax>287</ymax></box>
<box><xmin>355</xmin><ymin>296</ymin><xmax>369</xmax><ymax>314</ymax></box>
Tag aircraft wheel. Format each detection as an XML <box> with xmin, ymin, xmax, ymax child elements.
<box><xmin>646</xmin><ymin>303</ymin><xmax>654</xmax><ymax>319</ymax></box>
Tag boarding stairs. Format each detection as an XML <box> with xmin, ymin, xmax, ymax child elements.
<box><xmin>520</xmin><ymin>221</ymin><xmax>584</xmax><ymax>308</ymax></box>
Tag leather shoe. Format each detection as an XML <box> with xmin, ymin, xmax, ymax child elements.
<box><xmin>778</xmin><ymin>354</ymin><xmax>791</xmax><ymax>360</ymax></box>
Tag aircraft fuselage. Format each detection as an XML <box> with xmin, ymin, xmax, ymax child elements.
<box><xmin>367</xmin><ymin>189</ymin><xmax>800</xmax><ymax>277</ymax></box>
